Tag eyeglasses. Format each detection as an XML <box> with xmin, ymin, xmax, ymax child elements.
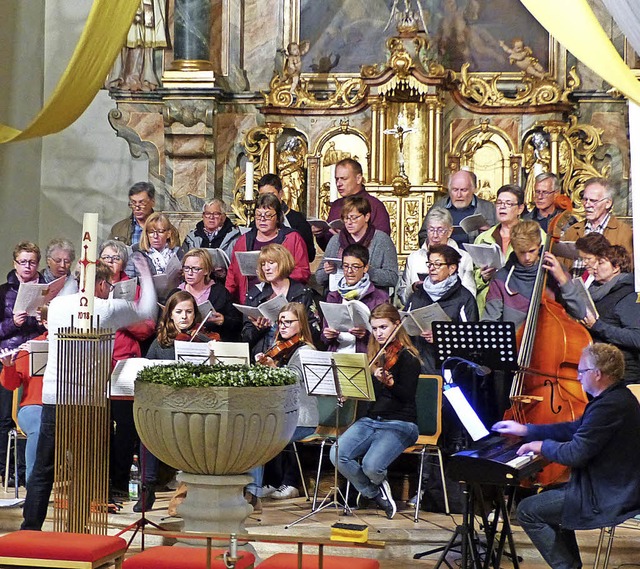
<box><xmin>48</xmin><ymin>257</ymin><xmax>71</xmax><ymax>265</ymax></box>
<box><xmin>15</xmin><ymin>260</ymin><xmax>38</xmax><ymax>267</ymax></box>
<box><xmin>342</xmin><ymin>263</ymin><xmax>364</xmax><ymax>272</ymax></box>
<box><xmin>343</xmin><ymin>214</ymin><xmax>364</xmax><ymax>223</ymax></box>
<box><xmin>255</xmin><ymin>212</ymin><xmax>277</xmax><ymax>221</ymax></box>
<box><xmin>427</xmin><ymin>227</ymin><xmax>449</xmax><ymax>235</ymax></box>
<box><xmin>183</xmin><ymin>266</ymin><xmax>203</xmax><ymax>274</ymax></box>
<box><xmin>100</xmin><ymin>255</ymin><xmax>122</xmax><ymax>263</ymax></box>
<box><xmin>278</xmin><ymin>319</ymin><xmax>299</xmax><ymax>328</ymax></box>
<box><xmin>427</xmin><ymin>261</ymin><xmax>449</xmax><ymax>269</ymax></box>
<box><xmin>581</xmin><ymin>196</ymin><xmax>609</xmax><ymax>205</ymax></box>
<box><xmin>147</xmin><ymin>229</ymin><xmax>167</xmax><ymax>236</ymax></box>
<box><xmin>577</xmin><ymin>367</ymin><xmax>595</xmax><ymax>375</ymax></box>
<box><xmin>534</xmin><ymin>189</ymin><xmax>556</xmax><ymax>197</ymax></box>
<box><xmin>495</xmin><ymin>200</ymin><xmax>518</xmax><ymax>208</ymax></box>
<box><xmin>129</xmin><ymin>200</ymin><xmax>151</xmax><ymax>209</ymax></box>
<box><xmin>203</xmin><ymin>212</ymin><xmax>223</xmax><ymax>219</ymax></box>
<box><xmin>104</xmin><ymin>281</ymin><xmax>116</xmax><ymax>292</ymax></box>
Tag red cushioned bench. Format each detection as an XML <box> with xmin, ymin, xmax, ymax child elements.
<box><xmin>0</xmin><ymin>530</ymin><xmax>127</xmax><ymax>568</ymax></box>
<box><xmin>258</xmin><ymin>552</ymin><xmax>380</xmax><ymax>569</ymax></box>
<box><xmin>123</xmin><ymin>545</ymin><xmax>255</xmax><ymax>569</ymax></box>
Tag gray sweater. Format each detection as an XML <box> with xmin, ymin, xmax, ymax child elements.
<box><xmin>316</xmin><ymin>230</ymin><xmax>399</xmax><ymax>289</ymax></box>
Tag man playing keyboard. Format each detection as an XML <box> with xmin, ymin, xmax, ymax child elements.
<box><xmin>492</xmin><ymin>343</ymin><xmax>640</xmax><ymax>569</ymax></box>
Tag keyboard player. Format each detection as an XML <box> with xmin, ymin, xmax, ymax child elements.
<box><xmin>492</xmin><ymin>343</ymin><xmax>640</xmax><ymax>569</ymax></box>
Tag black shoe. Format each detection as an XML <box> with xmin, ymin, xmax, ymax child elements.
<box><xmin>133</xmin><ymin>485</ymin><xmax>156</xmax><ymax>513</ymax></box>
<box><xmin>6</xmin><ymin>477</ymin><xmax>25</xmax><ymax>488</ymax></box>
<box><xmin>355</xmin><ymin>492</ymin><xmax>371</xmax><ymax>510</ymax></box>
<box><xmin>374</xmin><ymin>480</ymin><xmax>397</xmax><ymax>520</ymax></box>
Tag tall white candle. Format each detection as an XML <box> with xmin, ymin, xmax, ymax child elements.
<box><xmin>245</xmin><ymin>160</ymin><xmax>254</xmax><ymax>201</ymax></box>
<box><xmin>329</xmin><ymin>164</ymin><xmax>339</xmax><ymax>202</ymax></box>
<box><xmin>77</xmin><ymin>213</ymin><xmax>99</xmax><ymax>331</ymax></box>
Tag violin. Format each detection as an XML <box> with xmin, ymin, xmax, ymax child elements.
<box><xmin>257</xmin><ymin>334</ymin><xmax>304</xmax><ymax>366</ymax></box>
<box><xmin>174</xmin><ymin>329</ymin><xmax>221</xmax><ymax>343</ymax></box>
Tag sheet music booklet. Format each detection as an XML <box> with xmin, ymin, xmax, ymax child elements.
<box><xmin>174</xmin><ymin>340</ymin><xmax>250</xmax><ymax>366</ymax></box>
<box><xmin>298</xmin><ymin>351</ymin><xmax>375</xmax><ymax>401</ymax></box>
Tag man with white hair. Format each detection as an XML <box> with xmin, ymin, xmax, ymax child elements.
<box><xmin>181</xmin><ymin>198</ymin><xmax>241</xmax><ymax>259</ymax></box>
<box><xmin>419</xmin><ymin>170</ymin><xmax>496</xmax><ymax>247</ymax></box>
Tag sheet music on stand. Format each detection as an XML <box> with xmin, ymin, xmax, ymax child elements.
<box><xmin>209</xmin><ymin>341</ymin><xmax>250</xmax><ymax>366</ymax></box>
<box><xmin>433</xmin><ymin>321</ymin><xmax>518</xmax><ymax>372</ymax></box>
<box><xmin>297</xmin><ymin>351</ymin><xmax>375</xmax><ymax>401</ymax></box>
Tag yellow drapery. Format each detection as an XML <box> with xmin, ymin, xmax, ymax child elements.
<box><xmin>520</xmin><ymin>0</ymin><xmax>640</xmax><ymax>107</ymax></box>
<box><xmin>0</xmin><ymin>0</ymin><xmax>141</xmax><ymax>144</ymax></box>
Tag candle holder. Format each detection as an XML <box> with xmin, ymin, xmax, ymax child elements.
<box><xmin>241</xmin><ymin>199</ymin><xmax>255</xmax><ymax>227</ymax></box>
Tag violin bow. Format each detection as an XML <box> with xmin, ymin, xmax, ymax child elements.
<box><xmin>190</xmin><ymin>310</ymin><xmax>213</xmax><ymax>342</ymax></box>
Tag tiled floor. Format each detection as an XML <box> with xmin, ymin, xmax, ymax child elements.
<box><xmin>2</xmin><ymin>485</ymin><xmax>640</xmax><ymax>568</ymax></box>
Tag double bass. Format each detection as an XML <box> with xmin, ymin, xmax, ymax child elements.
<box><xmin>507</xmin><ymin>215</ymin><xmax>592</xmax><ymax>486</ymax></box>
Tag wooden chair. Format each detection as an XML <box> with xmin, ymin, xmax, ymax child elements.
<box><xmin>402</xmin><ymin>374</ymin><xmax>449</xmax><ymax>522</ymax></box>
<box><xmin>292</xmin><ymin>396</ymin><xmax>358</xmax><ymax>509</ymax></box>
<box><xmin>0</xmin><ymin>530</ymin><xmax>127</xmax><ymax>568</ymax></box>
<box><xmin>4</xmin><ymin>387</ymin><xmax>25</xmax><ymax>496</ymax></box>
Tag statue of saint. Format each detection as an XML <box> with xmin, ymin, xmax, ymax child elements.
<box><xmin>278</xmin><ymin>137</ymin><xmax>307</xmax><ymax>211</ymax></box>
<box><xmin>107</xmin><ymin>0</ymin><xmax>168</xmax><ymax>92</ymax></box>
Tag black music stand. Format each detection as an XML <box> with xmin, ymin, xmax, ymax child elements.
<box><xmin>414</xmin><ymin>322</ymin><xmax>518</xmax><ymax>567</ymax></box>
<box><xmin>285</xmin><ymin>352</ymin><xmax>374</xmax><ymax>529</ymax></box>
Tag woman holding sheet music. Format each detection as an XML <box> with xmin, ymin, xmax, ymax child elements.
<box><xmin>135</xmin><ymin>291</ymin><xmax>204</xmax><ymax>512</ymax></box>
<box><xmin>330</xmin><ymin>303</ymin><xmax>420</xmax><ymax>520</ymax></box>
<box><xmin>404</xmin><ymin>244</ymin><xmax>478</xmax><ymax>374</ymax></box>
<box><xmin>174</xmin><ymin>248</ymin><xmax>242</xmax><ymax>341</ymax></box>
<box><xmin>546</xmin><ymin>237</ymin><xmax>640</xmax><ymax>381</ymax></box>
<box><xmin>0</xmin><ymin>241</ymin><xmax>46</xmax><ymax>486</ymax></box>
<box><xmin>125</xmin><ymin>213</ymin><xmax>184</xmax><ymax>299</ymax></box>
<box><xmin>241</xmin><ymin>244</ymin><xmax>319</xmax><ymax>361</ymax></box>
<box><xmin>225</xmin><ymin>193</ymin><xmax>310</xmax><ymax>303</ymax></box>
<box><xmin>250</xmin><ymin>302</ymin><xmax>318</xmax><ymax>503</ymax></box>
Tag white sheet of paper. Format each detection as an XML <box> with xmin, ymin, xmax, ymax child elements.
<box><xmin>236</xmin><ymin>251</ymin><xmax>261</xmax><ymax>277</ymax></box>
<box><xmin>152</xmin><ymin>255</ymin><xmax>183</xmax><ymax>299</ymax></box>
<box><xmin>110</xmin><ymin>358</ymin><xmax>174</xmax><ymax>398</ymax></box>
<box><xmin>198</xmin><ymin>300</ymin><xmax>215</xmax><ymax>319</ymax></box>
<box><xmin>14</xmin><ymin>276</ymin><xmax>66</xmax><ymax>316</ymax></box>
<box><xmin>459</xmin><ymin>214</ymin><xmax>489</xmax><ymax>235</ymax></box>
<box><xmin>233</xmin><ymin>294</ymin><xmax>287</xmax><ymax>323</ymax></box>
<box><xmin>111</xmin><ymin>278</ymin><xmax>137</xmax><ymax>301</ymax></box>
<box><xmin>28</xmin><ymin>340</ymin><xmax>49</xmax><ymax>377</ymax></box>
<box><xmin>209</xmin><ymin>341</ymin><xmax>250</xmax><ymax>365</ymax></box>
<box><xmin>400</xmin><ymin>303</ymin><xmax>451</xmax><ymax>335</ymax></box>
<box><xmin>462</xmin><ymin>242</ymin><xmax>504</xmax><ymax>269</ymax></box>
<box><xmin>203</xmin><ymin>248</ymin><xmax>230</xmax><ymax>269</ymax></box>
<box><xmin>444</xmin><ymin>385</ymin><xmax>490</xmax><ymax>441</ymax></box>
<box><xmin>174</xmin><ymin>340</ymin><xmax>211</xmax><ymax>365</ymax></box>
<box><xmin>298</xmin><ymin>350</ymin><xmax>337</xmax><ymax>396</ymax></box>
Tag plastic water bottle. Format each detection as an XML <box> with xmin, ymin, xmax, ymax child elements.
<box><xmin>129</xmin><ymin>455</ymin><xmax>140</xmax><ymax>500</ymax></box>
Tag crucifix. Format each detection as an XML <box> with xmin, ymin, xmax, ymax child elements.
<box><xmin>384</xmin><ymin>123</ymin><xmax>414</xmax><ymax>195</ymax></box>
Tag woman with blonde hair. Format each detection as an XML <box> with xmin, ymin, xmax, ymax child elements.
<box><xmin>330</xmin><ymin>303</ymin><xmax>420</xmax><ymax>520</ymax></box>
<box><xmin>125</xmin><ymin>213</ymin><xmax>183</xmax><ymax>300</ymax></box>
<box><xmin>241</xmin><ymin>243</ymin><xmax>319</xmax><ymax>360</ymax></box>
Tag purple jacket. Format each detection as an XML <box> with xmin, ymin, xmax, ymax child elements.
<box><xmin>0</xmin><ymin>270</ymin><xmax>46</xmax><ymax>350</ymax></box>
<box><xmin>316</xmin><ymin>188</ymin><xmax>392</xmax><ymax>250</ymax></box>
<box><xmin>320</xmin><ymin>284</ymin><xmax>389</xmax><ymax>353</ymax></box>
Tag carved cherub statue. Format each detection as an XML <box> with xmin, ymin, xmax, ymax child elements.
<box><xmin>499</xmin><ymin>38</ymin><xmax>546</xmax><ymax>79</ymax></box>
<box><xmin>281</xmin><ymin>41</ymin><xmax>310</xmax><ymax>95</ymax></box>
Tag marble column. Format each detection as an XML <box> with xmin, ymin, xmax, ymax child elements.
<box><xmin>171</xmin><ymin>0</ymin><xmax>213</xmax><ymax>71</ymax></box>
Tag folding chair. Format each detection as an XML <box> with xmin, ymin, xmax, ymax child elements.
<box><xmin>292</xmin><ymin>396</ymin><xmax>358</xmax><ymax>510</ymax></box>
<box><xmin>403</xmin><ymin>374</ymin><xmax>449</xmax><ymax>522</ymax></box>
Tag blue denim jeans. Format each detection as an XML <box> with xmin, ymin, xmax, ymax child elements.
<box><xmin>17</xmin><ymin>404</ymin><xmax>42</xmax><ymax>483</ymax></box>
<box><xmin>22</xmin><ymin>404</ymin><xmax>55</xmax><ymax>530</ymax></box>
<box><xmin>329</xmin><ymin>417</ymin><xmax>418</xmax><ymax>499</ymax></box>
<box><xmin>517</xmin><ymin>487</ymin><xmax>582</xmax><ymax>569</ymax></box>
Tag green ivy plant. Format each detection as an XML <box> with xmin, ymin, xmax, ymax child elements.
<box><xmin>137</xmin><ymin>362</ymin><xmax>297</xmax><ymax>389</ymax></box>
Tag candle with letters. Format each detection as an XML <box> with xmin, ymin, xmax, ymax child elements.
<box><xmin>245</xmin><ymin>160</ymin><xmax>254</xmax><ymax>201</ymax></box>
<box><xmin>329</xmin><ymin>164</ymin><xmax>339</xmax><ymax>202</ymax></box>
<box><xmin>77</xmin><ymin>213</ymin><xmax>98</xmax><ymax>331</ymax></box>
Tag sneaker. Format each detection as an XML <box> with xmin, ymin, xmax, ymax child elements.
<box><xmin>407</xmin><ymin>489</ymin><xmax>425</xmax><ymax>508</ymax></box>
<box><xmin>261</xmin><ymin>484</ymin><xmax>277</xmax><ymax>498</ymax></box>
<box><xmin>271</xmin><ymin>485</ymin><xmax>300</xmax><ymax>500</ymax></box>
<box><xmin>376</xmin><ymin>480</ymin><xmax>397</xmax><ymax>520</ymax></box>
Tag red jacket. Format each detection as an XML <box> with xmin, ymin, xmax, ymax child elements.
<box><xmin>0</xmin><ymin>332</ymin><xmax>47</xmax><ymax>407</ymax></box>
<box><xmin>225</xmin><ymin>228</ymin><xmax>311</xmax><ymax>302</ymax></box>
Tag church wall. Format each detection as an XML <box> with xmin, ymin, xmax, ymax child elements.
<box><xmin>0</xmin><ymin>1</ymin><xmax>45</xmax><ymax>272</ymax></box>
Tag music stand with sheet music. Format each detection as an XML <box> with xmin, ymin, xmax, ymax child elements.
<box><xmin>285</xmin><ymin>352</ymin><xmax>375</xmax><ymax>529</ymax></box>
